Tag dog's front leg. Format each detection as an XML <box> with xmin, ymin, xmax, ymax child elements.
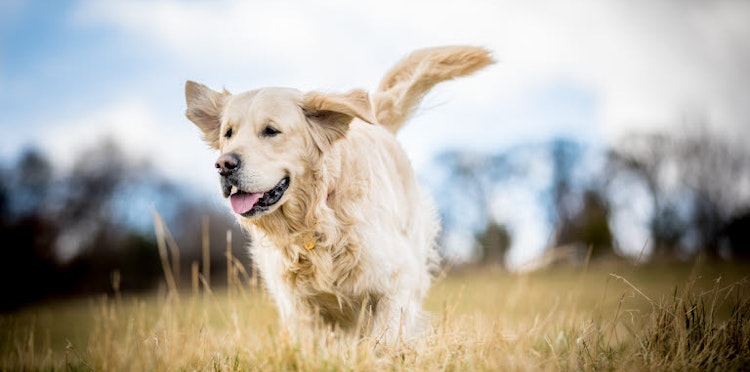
<box><xmin>368</xmin><ymin>293</ymin><xmax>424</xmax><ymax>346</ymax></box>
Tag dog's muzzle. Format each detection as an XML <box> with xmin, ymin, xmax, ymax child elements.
<box><xmin>224</xmin><ymin>177</ymin><xmax>290</xmax><ymax>217</ymax></box>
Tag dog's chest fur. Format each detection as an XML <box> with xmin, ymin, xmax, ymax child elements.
<box><xmin>271</xmin><ymin>234</ymin><xmax>383</xmax><ymax>329</ymax></box>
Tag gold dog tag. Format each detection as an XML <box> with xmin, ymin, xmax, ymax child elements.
<box><xmin>302</xmin><ymin>235</ymin><xmax>316</xmax><ymax>250</ymax></box>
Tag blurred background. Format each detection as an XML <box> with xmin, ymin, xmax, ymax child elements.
<box><xmin>1</xmin><ymin>0</ymin><xmax>749</xmax><ymax>311</ymax></box>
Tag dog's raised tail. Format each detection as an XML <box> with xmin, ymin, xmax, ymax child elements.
<box><xmin>372</xmin><ymin>45</ymin><xmax>494</xmax><ymax>133</ymax></box>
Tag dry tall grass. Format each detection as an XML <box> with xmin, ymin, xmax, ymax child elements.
<box><xmin>1</xmin><ymin>218</ymin><xmax>748</xmax><ymax>371</ymax></box>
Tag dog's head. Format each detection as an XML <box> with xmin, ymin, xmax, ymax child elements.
<box><xmin>184</xmin><ymin>81</ymin><xmax>375</xmax><ymax>219</ymax></box>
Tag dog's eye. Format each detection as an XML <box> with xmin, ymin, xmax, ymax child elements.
<box><xmin>262</xmin><ymin>126</ymin><xmax>281</xmax><ymax>137</ymax></box>
<box><xmin>224</xmin><ymin>128</ymin><xmax>233</xmax><ymax>139</ymax></box>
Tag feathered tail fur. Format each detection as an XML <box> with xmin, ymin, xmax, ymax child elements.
<box><xmin>371</xmin><ymin>45</ymin><xmax>494</xmax><ymax>133</ymax></box>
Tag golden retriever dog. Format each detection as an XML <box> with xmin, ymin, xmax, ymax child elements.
<box><xmin>184</xmin><ymin>46</ymin><xmax>492</xmax><ymax>342</ymax></box>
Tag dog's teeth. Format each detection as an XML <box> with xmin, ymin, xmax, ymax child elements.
<box><xmin>231</xmin><ymin>186</ymin><xmax>238</xmax><ymax>195</ymax></box>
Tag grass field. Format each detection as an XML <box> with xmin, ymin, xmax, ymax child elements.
<box><xmin>1</xmin><ymin>257</ymin><xmax>749</xmax><ymax>371</ymax></box>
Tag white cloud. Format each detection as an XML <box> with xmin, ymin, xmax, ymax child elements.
<box><xmin>75</xmin><ymin>0</ymin><xmax>750</xmax><ymax>146</ymax></box>
<box><xmin>36</xmin><ymin>101</ymin><xmax>156</xmax><ymax>168</ymax></box>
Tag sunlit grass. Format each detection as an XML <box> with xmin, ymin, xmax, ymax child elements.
<box><xmin>2</xmin><ymin>215</ymin><xmax>749</xmax><ymax>370</ymax></box>
<box><xmin>2</xmin><ymin>256</ymin><xmax>748</xmax><ymax>371</ymax></box>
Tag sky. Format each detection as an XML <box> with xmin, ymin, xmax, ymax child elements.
<box><xmin>2</xmin><ymin>0</ymin><xmax>749</xmax><ymax>266</ymax></box>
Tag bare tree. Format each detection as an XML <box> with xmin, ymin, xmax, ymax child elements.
<box><xmin>435</xmin><ymin>150</ymin><xmax>515</xmax><ymax>265</ymax></box>
<box><xmin>476</xmin><ymin>221</ymin><xmax>512</xmax><ymax>266</ymax></box>
<box><xmin>608</xmin><ymin>122</ymin><xmax>750</xmax><ymax>260</ymax></box>
<box><xmin>607</xmin><ymin>132</ymin><xmax>684</xmax><ymax>257</ymax></box>
<box><xmin>674</xmin><ymin>125</ymin><xmax>750</xmax><ymax>258</ymax></box>
<box><xmin>0</xmin><ymin>139</ymin><xmax>252</xmax><ymax>309</ymax></box>
<box><xmin>548</xmin><ymin>138</ymin><xmax>581</xmax><ymax>247</ymax></box>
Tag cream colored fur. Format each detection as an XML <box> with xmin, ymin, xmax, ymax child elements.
<box><xmin>184</xmin><ymin>46</ymin><xmax>493</xmax><ymax>343</ymax></box>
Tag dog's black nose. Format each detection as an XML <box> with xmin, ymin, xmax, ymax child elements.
<box><xmin>215</xmin><ymin>153</ymin><xmax>240</xmax><ymax>176</ymax></box>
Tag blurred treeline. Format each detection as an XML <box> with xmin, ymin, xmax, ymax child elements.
<box><xmin>1</xmin><ymin>121</ymin><xmax>749</xmax><ymax>311</ymax></box>
<box><xmin>0</xmin><ymin>139</ymin><xmax>248</xmax><ymax>311</ymax></box>
<box><xmin>435</xmin><ymin>122</ymin><xmax>750</xmax><ymax>267</ymax></box>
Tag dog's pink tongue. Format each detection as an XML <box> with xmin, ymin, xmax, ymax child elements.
<box><xmin>230</xmin><ymin>192</ymin><xmax>262</xmax><ymax>214</ymax></box>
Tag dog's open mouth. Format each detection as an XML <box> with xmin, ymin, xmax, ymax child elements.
<box><xmin>229</xmin><ymin>177</ymin><xmax>290</xmax><ymax>217</ymax></box>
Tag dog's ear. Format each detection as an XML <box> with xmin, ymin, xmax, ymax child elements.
<box><xmin>185</xmin><ymin>81</ymin><xmax>230</xmax><ymax>149</ymax></box>
<box><xmin>301</xmin><ymin>89</ymin><xmax>376</xmax><ymax>147</ymax></box>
